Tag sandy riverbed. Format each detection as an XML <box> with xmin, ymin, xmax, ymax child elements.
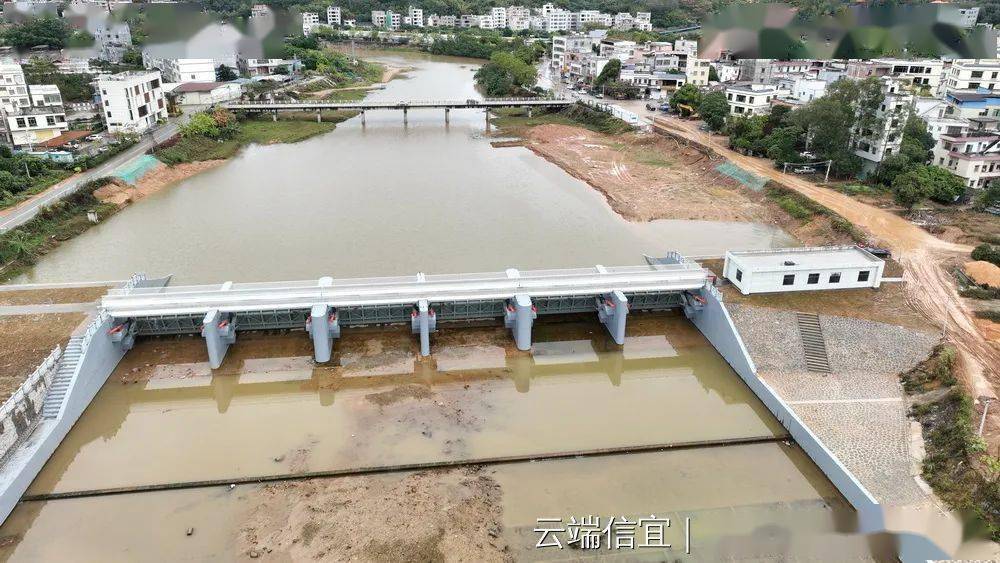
<box><xmin>93</xmin><ymin>160</ymin><xmax>227</xmax><ymax>207</ymax></box>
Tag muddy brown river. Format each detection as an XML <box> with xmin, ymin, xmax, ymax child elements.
<box><xmin>0</xmin><ymin>52</ymin><xmax>880</xmax><ymax>560</ymax></box>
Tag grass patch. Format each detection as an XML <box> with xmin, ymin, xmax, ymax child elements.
<box><xmin>959</xmin><ymin>286</ymin><xmax>1000</xmax><ymax>300</ymax></box>
<box><xmin>767</xmin><ymin>186</ymin><xmax>822</xmax><ymax>221</ymax></box>
<box><xmin>155</xmin><ymin>115</ymin><xmax>351</xmax><ymax>165</ymax></box>
<box><xmin>0</xmin><ymin>178</ymin><xmax>118</xmax><ymax>282</ymax></box>
<box><xmin>492</xmin><ymin>103</ymin><xmax>633</xmax><ymax>136</ymax></box>
<box><xmin>904</xmin><ymin>345</ymin><xmax>1000</xmax><ymax>542</ymax></box>
<box><xmin>835</xmin><ymin>183</ymin><xmax>879</xmax><ymax>197</ymax></box>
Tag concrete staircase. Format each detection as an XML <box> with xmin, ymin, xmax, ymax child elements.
<box><xmin>41</xmin><ymin>336</ymin><xmax>83</xmax><ymax>419</ymax></box>
<box><xmin>796</xmin><ymin>313</ymin><xmax>831</xmax><ymax>374</ymax></box>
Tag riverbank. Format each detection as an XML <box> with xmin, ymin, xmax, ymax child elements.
<box><xmin>93</xmin><ymin>160</ymin><xmax>227</xmax><ymax>207</ymax></box>
<box><xmin>493</xmin><ymin>109</ymin><xmax>856</xmax><ymax>247</ymax></box>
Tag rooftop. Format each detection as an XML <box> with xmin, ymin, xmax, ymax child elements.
<box><xmin>173</xmin><ymin>81</ymin><xmax>227</xmax><ymax>93</ymax></box>
<box><xmin>727</xmin><ymin>246</ymin><xmax>882</xmax><ymax>272</ymax></box>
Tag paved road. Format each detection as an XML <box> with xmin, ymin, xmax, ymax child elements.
<box><xmin>0</xmin><ymin>121</ymin><xmax>180</xmax><ymax>234</ymax></box>
<box><xmin>0</xmin><ymin>302</ymin><xmax>96</xmax><ymax>316</ymax></box>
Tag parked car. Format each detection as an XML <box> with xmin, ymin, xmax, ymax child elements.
<box><xmin>658</xmin><ymin>103</ymin><xmax>670</xmax><ymax>111</ymax></box>
<box><xmin>645</xmin><ymin>102</ymin><xmax>658</xmax><ymax>111</ymax></box>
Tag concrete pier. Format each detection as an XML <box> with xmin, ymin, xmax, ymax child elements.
<box><xmin>505</xmin><ymin>294</ymin><xmax>535</xmax><ymax>351</ymax></box>
<box><xmin>202</xmin><ymin>309</ymin><xmax>236</xmax><ymax>369</ymax></box>
<box><xmin>411</xmin><ymin>299</ymin><xmax>436</xmax><ymax>356</ymax></box>
<box><xmin>598</xmin><ymin>291</ymin><xmax>628</xmax><ymax>345</ymax></box>
<box><xmin>308</xmin><ymin>305</ymin><xmax>339</xmax><ymax>362</ymax></box>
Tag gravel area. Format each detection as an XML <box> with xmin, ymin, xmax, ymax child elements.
<box><xmin>728</xmin><ymin>303</ymin><xmax>939</xmax><ymax>507</ymax></box>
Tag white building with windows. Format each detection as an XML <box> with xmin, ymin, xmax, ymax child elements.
<box><xmin>945</xmin><ymin>60</ymin><xmax>1000</xmax><ymax>93</ymax></box>
<box><xmin>0</xmin><ymin>62</ymin><xmax>68</xmax><ymax>147</ymax></box>
<box><xmin>142</xmin><ymin>56</ymin><xmax>216</xmax><ymax>83</ymax></box>
<box><xmin>852</xmin><ymin>78</ymin><xmax>913</xmax><ymax>174</ymax></box>
<box><xmin>725</xmin><ymin>83</ymin><xmax>786</xmax><ymax>116</ymax></box>
<box><xmin>327</xmin><ymin>6</ymin><xmax>341</xmax><ymax>25</ymax></box>
<box><xmin>302</xmin><ymin>11</ymin><xmax>320</xmax><ymax>33</ymax></box>
<box><xmin>723</xmin><ymin>246</ymin><xmax>885</xmax><ymax>295</ymax></box>
<box><xmin>96</xmin><ymin>70</ymin><xmax>167</xmax><ymax>134</ymax></box>
<box><xmin>237</xmin><ymin>56</ymin><xmax>297</xmax><ymax>77</ymax></box>
<box><xmin>95</xmin><ymin>22</ymin><xmax>132</xmax><ymax>64</ymax></box>
<box><xmin>407</xmin><ymin>6</ymin><xmax>423</xmax><ymax>27</ymax></box>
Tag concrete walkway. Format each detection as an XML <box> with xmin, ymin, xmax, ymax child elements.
<box><xmin>728</xmin><ymin>303</ymin><xmax>938</xmax><ymax>506</ymax></box>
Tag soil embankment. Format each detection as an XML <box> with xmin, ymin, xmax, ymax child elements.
<box><xmin>93</xmin><ymin>160</ymin><xmax>226</xmax><ymax>207</ymax></box>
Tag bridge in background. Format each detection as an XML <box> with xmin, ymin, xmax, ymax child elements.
<box><xmin>223</xmin><ymin>97</ymin><xmax>574</xmax><ymax>124</ymax></box>
<box><xmin>101</xmin><ymin>254</ymin><xmax>711</xmax><ymax>368</ymax></box>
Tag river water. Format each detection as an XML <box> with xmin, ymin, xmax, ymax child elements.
<box><xmin>15</xmin><ymin>51</ymin><xmax>793</xmax><ymax>284</ymax></box>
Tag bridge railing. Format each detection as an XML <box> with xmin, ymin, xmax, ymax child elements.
<box><xmin>224</xmin><ymin>97</ymin><xmax>569</xmax><ymax>107</ymax></box>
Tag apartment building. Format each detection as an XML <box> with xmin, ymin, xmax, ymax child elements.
<box><xmin>871</xmin><ymin>58</ymin><xmax>944</xmax><ymax>91</ymax></box>
<box><xmin>551</xmin><ymin>34</ymin><xmax>593</xmax><ymax>72</ymax></box>
<box><xmin>852</xmin><ymin>78</ymin><xmax>913</xmax><ymax>174</ymax></box>
<box><xmin>408</xmin><ymin>6</ymin><xmax>424</xmax><ymax>27</ymax></box>
<box><xmin>932</xmin><ymin>118</ymin><xmax>1000</xmax><ymax>190</ymax></box>
<box><xmin>371</xmin><ymin>10</ymin><xmax>401</xmax><ymax>30</ymax></box>
<box><xmin>490</xmin><ymin>7</ymin><xmax>506</xmax><ymax>29</ymax></box>
<box><xmin>327</xmin><ymin>6</ymin><xmax>341</xmax><ymax>25</ymax></box>
<box><xmin>96</xmin><ymin>70</ymin><xmax>167</xmax><ymax>134</ymax></box>
<box><xmin>302</xmin><ymin>11</ymin><xmax>320</xmax><ymax>33</ymax></box>
<box><xmin>945</xmin><ymin>60</ymin><xmax>1000</xmax><ymax>93</ymax></box>
<box><xmin>0</xmin><ymin>61</ymin><xmax>68</xmax><ymax>147</ymax></box>
<box><xmin>725</xmin><ymin>83</ymin><xmax>786</xmax><ymax>116</ymax></box>
<box><xmin>143</xmin><ymin>55</ymin><xmax>216</xmax><ymax>83</ymax></box>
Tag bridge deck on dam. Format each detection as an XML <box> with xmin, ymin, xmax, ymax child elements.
<box><xmin>223</xmin><ymin>97</ymin><xmax>573</xmax><ymax>112</ymax></box>
<box><xmin>101</xmin><ymin>259</ymin><xmax>712</xmax><ymax>366</ymax></box>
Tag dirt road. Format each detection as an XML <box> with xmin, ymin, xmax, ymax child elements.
<box><xmin>651</xmin><ymin>116</ymin><xmax>1000</xmax><ymax>433</ymax></box>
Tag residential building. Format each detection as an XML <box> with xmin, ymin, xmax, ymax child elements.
<box><xmin>54</xmin><ymin>59</ymin><xmax>95</xmax><ymax>75</ymax></box>
<box><xmin>250</xmin><ymin>4</ymin><xmax>270</xmax><ymax>18</ymax></box>
<box><xmin>634</xmin><ymin>12</ymin><xmax>652</xmax><ymax>31</ymax></box>
<box><xmin>725</xmin><ymin>83</ymin><xmax>786</xmax><ymax>116</ymax></box>
<box><xmin>544</xmin><ymin>9</ymin><xmax>572</xmax><ymax>32</ymax></box>
<box><xmin>0</xmin><ymin>61</ymin><xmax>68</xmax><ymax>147</ymax></box>
<box><xmin>738</xmin><ymin>59</ymin><xmax>772</xmax><ymax>83</ymax></box>
<box><xmin>408</xmin><ymin>6</ymin><xmax>423</xmax><ymax>27</ymax></box>
<box><xmin>95</xmin><ymin>22</ymin><xmax>132</xmax><ymax>64</ymax></box>
<box><xmin>551</xmin><ymin>34</ymin><xmax>593</xmax><ymax>72</ymax></box>
<box><xmin>438</xmin><ymin>15</ymin><xmax>457</xmax><ymax>27</ymax></box>
<box><xmin>327</xmin><ymin>6</ymin><xmax>341</xmax><ymax>25</ymax></box>
<box><xmin>931</xmin><ymin>117</ymin><xmax>1000</xmax><ymax>190</ymax></box>
<box><xmin>723</xmin><ymin>247</ymin><xmax>885</xmax><ymax>295</ymax></box>
<box><xmin>95</xmin><ymin>70</ymin><xmax>167</xmax><ymax>134</ymax></box>
<box><xmin>713</xmin><ymin>61</ymin><xmax>741</xmax><ymax>83</ymax></box>
<box><xmin>171</xmin><ymin>81</ymin><xmax>242</xmax><ymax>105</ymax></box>
<box><xmin>956</xmin><ymin>7</ymin><xmax>980</xmax><ymax>28</ymax></box>
<box><xmin>687</xmin><ymin>59</ymin><xmax>711</xmax><ymax>86</ymax></box>
<box><xmin>237</xmin><ymin>56</ymin><xmax>297</xmax><ymax>77</ymax></box>
<box><xmin>490</xmin><ymin>7</ymin><xmax>506</xmax><ymax>29</ymax></box>
<box><xmin>302</xmin><ymin>11</ymin><xmax>320</xmax><ymax>34</ymax></box>
<box><xmin>871</xmin><ymin>58</ymin><xmax>944</xmax><ymax>92</ymax></box>
<box><xmin>613</xmin><ymin>12</ymin><xmax>634</xmax><ymax>30</ymax></box>
<box><xmin>372</xmin><ymin>10</ymin><xmax>400</xmax><ymax>30</ymax></box>
<box><xmin>143</xmin><ymin>56</ymin><xmax>216</xmax><ymax>83</ymax></box>
<box><xmin>621</xmin><ymin>71</ymin><xmax>686</xmax><ymax>98</ymax></box>
<box><xmin>944</xmin><ymin>59</ymin><xmax>1000</xmax><ymax>93</ymax></box>
<box><xmin>598</xmin><ymin>40</ymin><xmax>636</xmax><ymax>59</ymax></box>
<box><xmin>852</xmin><ymin>78</ymin><xmax>913</xmax><ymax>174</ymax></box>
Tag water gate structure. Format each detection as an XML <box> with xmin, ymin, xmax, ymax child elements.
<box><xmin>0</xmin><ymin>254</ymin><xmax>952</xmax><ymax>559</ymax></box>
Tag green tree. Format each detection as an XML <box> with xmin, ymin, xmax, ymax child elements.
<box><xmin>697</xmin><ymin>91</ymin><xmax>729</xmax><ymax>132</ymax></box>
<box><xmin>972</xmin><ymin>244</ymin><xmax>1000</xmax><ymax>267</ymax></box>
<box><xmin>22</xmin><ymin>57</ymin><xmax>94</xmax><ymax>103</ymax></box>
<box><xmin>216</xmin><ymin>64</ymin><xmax>238</xmax><ymax>81</ymax></box>
<box><xmin>181</xmin><ymin>113</ymin><xmax>221</xmax><ymax>139</ymax></box>
<box><xmin>669</xmin><ymin>83</ymin><xmax>702</xmax><ymax>116</ymax></box>
<box><xmin>892</xmin><ymin>169</ymin><xmax>931</xmax><ymax>208</ymax></box>
<box><xmin>593</xmin><ymin>59</ymin><xmax>621</xmax><ymax>88</ymax></box>
<box><xmin>708</xmin><ymin>65</ymin><xmax>719</xmax><ymax>82</ymax></box>
<box><xmin>891</xmin><ymin>164</ymin><xmax>966</xmax><ymax>207</ymax></box>
<box><xmin>2</xmin><ymin>17</ymin><xmax>71</xmax><ymax>49</ymax></box>
<box><xmin>976</xmin><ymin>180</ymin><xmax>1000</xmax><ymax>210</ymax></box>
<box><xmin>474</xmin><ymin>51</ymin><xmax>535</xmax><ymax>96</ymax></box>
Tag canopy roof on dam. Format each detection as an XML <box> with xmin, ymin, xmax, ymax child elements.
<box><xmin>102</xmin><ymin>263</ymin><xmax>710</xmax><ymax>318</ymax></box>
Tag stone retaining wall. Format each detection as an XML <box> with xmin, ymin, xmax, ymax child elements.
<box><xmin>0</xmin><ymin>346</ymin><xmax>60</xmax><ymax>465</ymax></box>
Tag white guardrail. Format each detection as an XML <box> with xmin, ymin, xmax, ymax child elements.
<box><xmin>0</xmin><ymin>346</ymin><xmax>61</xmax><ymax>424</ymax></box>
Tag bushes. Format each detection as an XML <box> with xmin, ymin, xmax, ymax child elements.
<box><xmin>559</xmin><ymin>104</ymin><xmax>632</xmax><ymax>135</ymax></box>
<box><xmin>766</xmin><ymin>186</ymin><xmax>821</xmax><ymax>220</ymax></box>
<box><xmin>972</xmin><ymin>244</ymin><xmax>1000</xmax><ymax>267</ymax></box>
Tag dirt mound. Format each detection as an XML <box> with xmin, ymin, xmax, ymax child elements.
<box><xmin>523</xmin><ymin>124</ymin><xmax>766</xmax><ymax>223</ymax></box>
<box><xmin>965</xmin><ymin>260</ymin><xmax>1000</xmax><ymax>288</ymax></box>
<box><xmin>238</xmin><ymin>467</ymin><xmax>511</xmax><ymax>561</ymax></box>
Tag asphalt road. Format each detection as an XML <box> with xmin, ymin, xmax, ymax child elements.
<box><xmin>0</xmin><ymin>121</ymin><xmax>180</xmax><ymax>234</ymax></box>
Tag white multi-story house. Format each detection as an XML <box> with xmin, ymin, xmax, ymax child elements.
<box><xmin>250</xmin><ymin>4</ymin><xmax>270</xmax><ymax>18</ymax></box>
<box><xmin>143</xmin><ymin>55</ymin><xmax>216</xmax><ymax>83</ymax></box>
<box><xmin>869</xmin><ymin>58</ymin><xmax>945</xmax><ymax>92</ymax></box>
<box><xmin>687</xmin><ymin>59</ymin><xmax>711</xmax><ymax>86</ymax></box>
<box><xmin>54</xmin><ymin>59</ymin><xmax>95</xmax><ymax>75</ymax></box>
<box><xmin>508</xmin><ymin>15</ymin><xmax>530</xmax><ymax>31</ymax></box>
<box><xmin>407</xmin><ymin>6</ymin><xmax>423</xmax><ymax>27</ymax></box>
<box><xmin>956</xmin><ymin>7</ymin><xmax>980</xmax><ymax>28</ymax></box>
<box><xmin>945</xmin><ymin>60</ymin><xmax>1000</xmax><ymax>93</ymax></box>
<box><xmin>237</xmin><ymin>56</ymin><xmax>297</xmax><ymax>77</ymax></box>
<box><xmin>438</xmin><ymin>15</ymin><xmax>457</xmax><ymax>27</ymax></box>
<box><xmin>931</xmin><ymin>118</ymin><xmax>1000</xmax><ymax>191</ymax></box>
<box><xmin>634</xmin><ymin>12</ymin><xmax>652</xmax><ymax>31</ymax></box>
<box><xmin>302</xmin><ymin>11</ymin><xmax>320</xmax><ymax>34</ymax></box>
<box><xmin>551</xmin><ymin>34</ymin><xmax>593</xmax><ymax>72</ymax></box>
<box><xmin>544</xmin><ymin>10</ymin><xmax>572</xmax><ymax>32</ymax></box>
<box><xmin>852</xmin><ymin>78</ymin><xmax>913</xmax><ymax>174</ymax></box>
<box><xmin>371</xmin><ymin>10</ymin><xmax>386</xmax><ymax>27</ymax></box>
<box><xmin>95</xmin><ymin>22</ymin><xmax>132</xmax><ymax>64</ymax></box>
<box><xmin>598</xmin><ymin>40</ymin><xmax>636</xmax><ymax>59</ymax></box>
<box><xmin>0</xmin><ymin>61</ymin><xmax>68</xmax><ymax>147</ymax></box>
<box><xmin>96</xmin><ymin>70</ymin><xmax>167</xmax><ymax>134</ymax></box>
<box><xmin>713</xmin><ymin>61</ymin><xmax>741</xmax><ymax>83</ymax></box>
<box><xmin>613</xmin><ymin>13</ymin><xmax>634</xmax><ymax>30</ymax></box>
<box><xmin>327</xmin><ymin>6</ymin><xmax>341</xmax><ymax>25</ymax></box>
<box><xmin>372</xmin><ymin>10</ymin><xmax>400</xmax><ymax>29</ymax></box>
<box><xmin>491</xmin><ymin>7</ymin><xmax>507</xmax><ymax>29</ymax></box>
<box><xmin>725</xmin><ymin>83</ymin><xmax>787</xmax><ymax>116</ymax></box>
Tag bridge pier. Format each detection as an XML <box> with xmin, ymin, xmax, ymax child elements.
<box><xmin>527</xmin><ymin>106</ymin><xmax>533</xmax><ymax>118</ymax></box>
<box><xmin>403</xmin><ymin>107</ymin><xmax>408</xmax><ymax>125</ymax></box>
<box><xmin>202</xmin><ymin>309</ymin><xmax>236</xmax><ymax>369</ymax></box>
<box><xmin>272</xmin><ymin>111</ymin><xmax>277</xmax><ymax>122</ymax></box>
<box><xmin>484</xmin><ymin>109</ymin><xmax>490</xmax><ymax>132</ymax></box>
<box><xmin>504</xmin><ymin>294</ymin><xmax>536</xmax><ymax>351</ymax></box>
<box><xmin>307</xmin><ymin>304</ymin><xmax>340</xmax><ymax>362</ymax></box>
<box><xmin>597</xmin><ymin>290</ymin><xmax>629</xmax><ymax>345</ymax></box>
<box><xmin>360</xmin><ymin>110</ymin><xmax>365</xmax><ymax>126</ymax></box>
<box><xmin>444</xmin><ymin>107</ymin><xmax>449</xmax><ymax>124</ymax></box>
<box><xmin>316</xmin><ymin>110</ymin><xmax>322</xmax><ymax>123</ymax></box>
<box><xmin>411</xmin><ymin>299</ymin><xmax>436</xmax><ymax>356</ymax></box>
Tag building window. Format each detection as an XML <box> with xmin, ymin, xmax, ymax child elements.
<box><xmin>782</xmin><ymin>274</ymin><xmax>795</xmax><ymax>286</ymax></box>
<box><xmin>858</xmin><ymin>271</ymin><xmax>870</xmax><ymax>282</ymax></box>
<box><xmin>829</xmin><ymin>272</ymin><xmax>841</xmax><ymax>283</ymax></box>
<box><xmin>735</xmin><ymin>269</ymin><xmax>743</xmax><ymax>282</ymax></box>
<box><xmin>807</xmin><ymin>273</ymin><xmax>820</xmax><ymax>284</ymax></box>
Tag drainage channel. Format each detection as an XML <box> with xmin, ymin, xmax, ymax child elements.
<box><xmin>22</xmin><ymin>434</ymin><xmax>788</xmax><ymax>502</ymax></box>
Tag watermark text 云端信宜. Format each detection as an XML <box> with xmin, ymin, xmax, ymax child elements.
<box><xmin>533</xmin><ymin>515</ymin><xmax>692</xmax><ymax>552</ymax></box>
